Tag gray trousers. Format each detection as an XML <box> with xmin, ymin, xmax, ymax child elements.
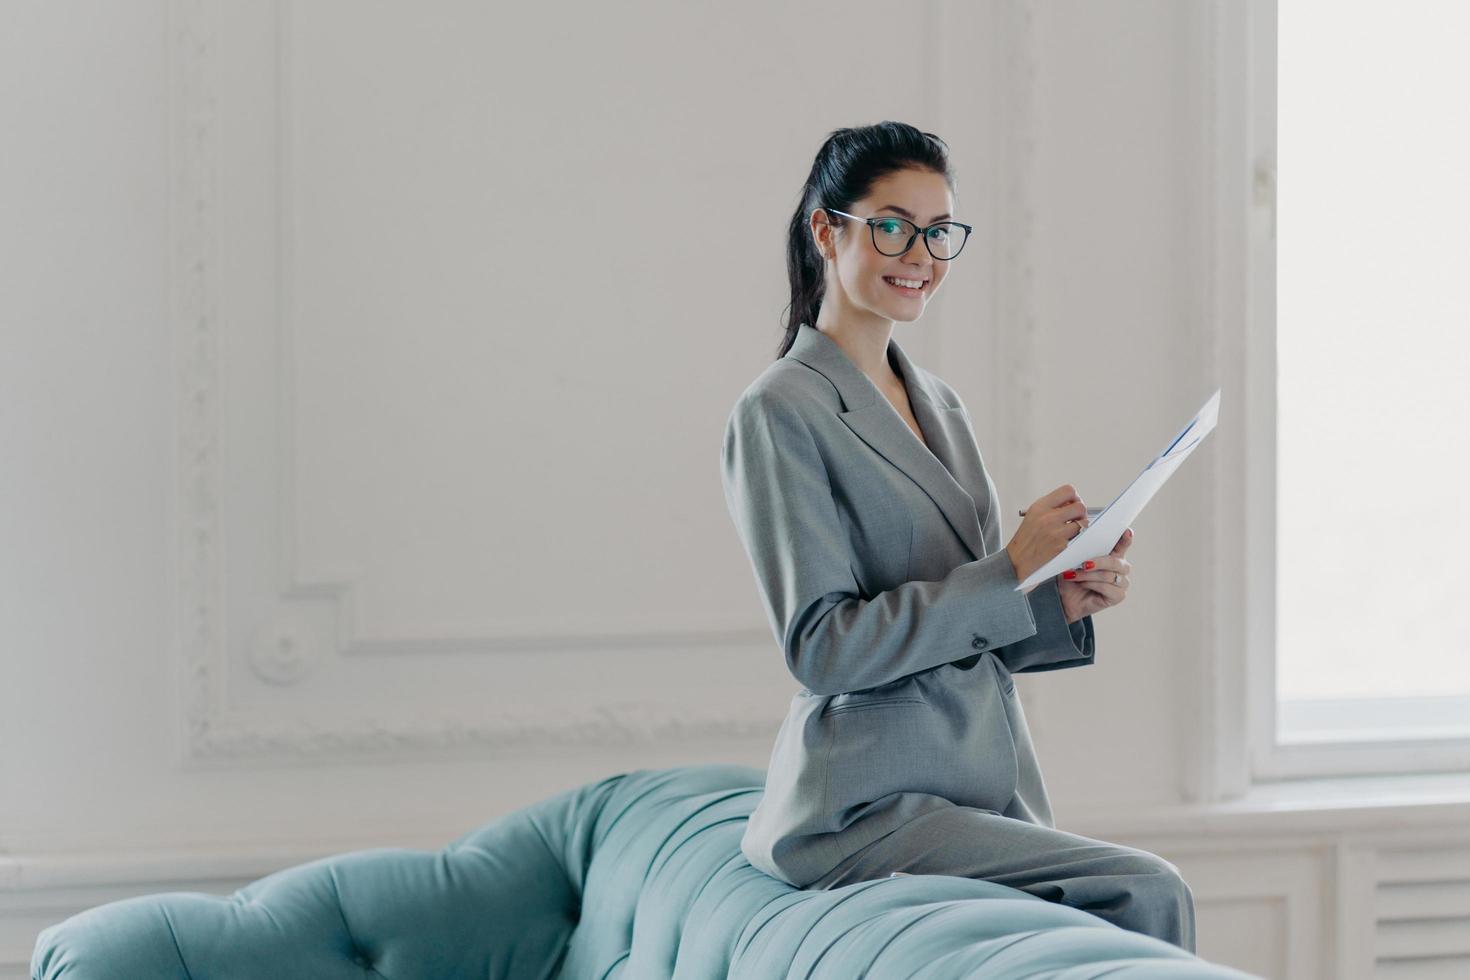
<box><xmin>806</xmin><ymin>804</ymin><xmax>1197</xmax><ymax>954</ymax></box>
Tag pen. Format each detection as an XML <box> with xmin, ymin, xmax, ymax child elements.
<box><xmin>1018</xmin><ymin>507</ymin><xmax>1105</xmax><ymax>518</ymax></box>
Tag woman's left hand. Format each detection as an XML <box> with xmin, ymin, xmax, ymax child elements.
<box><xmin>1058</xmin><ymin>527</ymin><xmax>1134</xmax><ymax>624</ymax></box>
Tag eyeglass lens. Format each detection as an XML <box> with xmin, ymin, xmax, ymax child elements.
<box><xmin>872</xmin><ymin>217</ymin><xmax>969</xmax><ymax>259</ymax></box>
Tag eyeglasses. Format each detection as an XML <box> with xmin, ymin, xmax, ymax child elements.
<box><xmin>821</xmin><ymin>208</ymin><xmax>973</xmax><ymax>260</ymax></box>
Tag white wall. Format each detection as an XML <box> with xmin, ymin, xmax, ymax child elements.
<box><xmin>5</xmin><ymin>3</ymin><xmax>1466</xmax><ymax>978</ymax></box>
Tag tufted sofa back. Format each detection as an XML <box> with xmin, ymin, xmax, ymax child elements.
<box><xmin>32</xmin><ymin>763</ymin><xmax>1258</xmax><ymax>979</ymax></box>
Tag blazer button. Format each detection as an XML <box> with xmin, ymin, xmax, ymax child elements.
<box><xmin>971</xmin><ymin>634</ymin><xmax>988</xmax><ymax>649</ymax></box>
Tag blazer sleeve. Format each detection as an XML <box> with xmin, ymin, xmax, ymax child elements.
<box><xmin>949</xmin><ymin>390</ymin><xmax>1097</xmax><ymax>676</ymax></box>
<box><xmin>722</xmin><ymin>389</ymin><xmax>1060</xmax><ymax>696</ymax></box>
<box><xmin>993</xmin><ymin>574</ymin><xmax>1096</xmax><ymax>674</ymax></box>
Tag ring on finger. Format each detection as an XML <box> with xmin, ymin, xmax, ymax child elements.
<box><xmin>1113</xmin><ymin>572</ymin><xmax>1121</xmax><ymax>585</ymax></box>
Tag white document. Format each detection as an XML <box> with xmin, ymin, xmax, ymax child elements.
<box><xmin>1014</xmin><ymin>387</ymin><xmax>1222</xmax><ymax>592</ymax></box>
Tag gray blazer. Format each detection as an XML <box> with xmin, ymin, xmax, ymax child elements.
<box><xmin>721</xmin><ymin>321</ymin><xmax>1096</xmax><ymax>888</ymax></box>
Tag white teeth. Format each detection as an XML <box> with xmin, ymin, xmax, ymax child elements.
<box><xmin>885</xmin><ymin>276</ymin><xmax>924</xmax><ymax>289</ymax></box>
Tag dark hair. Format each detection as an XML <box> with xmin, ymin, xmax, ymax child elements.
<box><xmin>776</xmin><ymin>121</ymin><xmax>956</xmax><ymax>359</ymax></box>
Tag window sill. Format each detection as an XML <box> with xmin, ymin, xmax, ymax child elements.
<box><xmin>1069</xmin><ymin>770</ymin><xmax>1470</xmax><ymax>841</ymax></box>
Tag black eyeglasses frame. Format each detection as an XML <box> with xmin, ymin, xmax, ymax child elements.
<box><xmin>820</xmin><ymin>207</ymin><xmax>974</xmax><ymax>260</ymax></box>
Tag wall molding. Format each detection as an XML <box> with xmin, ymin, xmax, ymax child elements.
<box><xmin>990</xmin><ymin>0</ymin><xmax>1040</xmax><ymax>537</ymax></box>
<box><xmin>987</xmin><ymin>0</ymin><xmax>1045</xmax><ymax>737</ymax></box>
<box><xmin>1191</xmin><ymin>0</ymin><xmax>1252</xmax><ymax>807</ymax></box>
<box><xmin>169</xmin><ymin>0</ymin><xmax>772</xmax><ymax>765</ymax></box>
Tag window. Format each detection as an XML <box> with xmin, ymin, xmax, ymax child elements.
<box><xmin>1253</xmin><ymin>0</ymin><xmax>1470</xmax><ymax>779</ymax></box>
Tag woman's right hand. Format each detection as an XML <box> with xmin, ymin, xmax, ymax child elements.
<box><xmin>1005</xmin><ymin>484</ymin><xmax>1090</xmax><ymax>589</ymax></box>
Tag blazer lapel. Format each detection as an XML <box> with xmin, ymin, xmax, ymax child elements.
<box><xmin>785</xmin><ymin>322</ymin><xmax>986</xmax><ymax>561</ymax></box>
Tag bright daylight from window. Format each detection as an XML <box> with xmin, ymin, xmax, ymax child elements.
<box><xmin>1277</xmin><ymin>1</ymin><xmax>1470</xmax><ymax>742</ymax></box>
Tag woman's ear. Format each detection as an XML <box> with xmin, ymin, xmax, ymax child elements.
<box><xmin>810</xmin><ymin>209</ymin><xmax>835</xmax><ymax>261</ymax></box>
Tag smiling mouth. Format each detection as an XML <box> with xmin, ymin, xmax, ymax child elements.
<box><xmin>883</xmin><ymin>276</ymin><xmax>927</xmax><ymax>295</ymax></box>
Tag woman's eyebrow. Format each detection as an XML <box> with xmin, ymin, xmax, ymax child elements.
<box><xmin>878</xmin><ymin>204</ymin><xmax>952</xmax><ymax>221</ymax></box>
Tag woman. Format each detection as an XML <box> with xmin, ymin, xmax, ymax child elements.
<box><xmin>720</xmin><ymin>122</ymin><xmax>1196</xmax><ymax>952</ymax></box>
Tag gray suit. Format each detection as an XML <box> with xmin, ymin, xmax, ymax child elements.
<box><xmin>721</xmin><ymin>322</ymin><xmax>1195</xmax><ymax>952</ymax></box>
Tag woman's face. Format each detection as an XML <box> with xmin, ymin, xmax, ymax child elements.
<box><xmin>811</xmin><ymin>168</ymin><xmax>956</xmax><ymax>327</ymax></box>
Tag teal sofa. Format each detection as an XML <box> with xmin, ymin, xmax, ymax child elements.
<box><xmin>32</xmin><ymin>764</ymin><xmax>1260</xmax><ymax>978</ymax></box>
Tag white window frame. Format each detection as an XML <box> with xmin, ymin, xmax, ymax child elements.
<box><xmin>1203</xmin><ymin>0</ymin><xmax>1470</xmax><ymax>796</ymax></box>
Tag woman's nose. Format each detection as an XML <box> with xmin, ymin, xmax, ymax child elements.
<box><xmin>900</xmin><ymin>237</ymin><xmax>934</xmax><ymax>271</ymax></box>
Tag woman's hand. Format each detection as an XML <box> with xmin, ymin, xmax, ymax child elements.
<box><xmin>1058</xmin><ymin>527</ymin><xmax>1134</xmax><ymax>624</ymax></box>
<box><xmin>1006</xmin><ymin>484</ymin><xmax>1092</xmax><ymax>587</ymax></box>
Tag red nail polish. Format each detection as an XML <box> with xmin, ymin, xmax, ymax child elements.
<box><xmin>1084</xmin><ymin>561</ymin><xmax>1095</xmax><ymax>570</ymax></box>
<box><xmin>1063</xmin><ymin>570</ymin><xmax>1077</xmax><ymax>580</ymax></box>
